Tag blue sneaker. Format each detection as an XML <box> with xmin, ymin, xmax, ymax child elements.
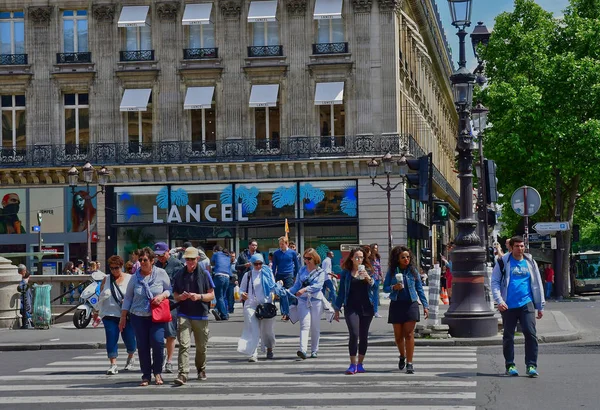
<box><xmin>527</xmin><ymin>365</ymin><xmax>539</xmax><ymax>378</ymax></box>
<box><xmin>356</xmin><ymin>363</ymin><xmax>365</xmax><ymax>373</ymax></box>
<box><xmin>345</xmin><ymin>364</ymin><xmax>357</xmax><ymax>375</ymax></box>
<box><xmin>506</xmin><ymin>364</ymin><xmax>519</xmax><ymax>376</ymax></box>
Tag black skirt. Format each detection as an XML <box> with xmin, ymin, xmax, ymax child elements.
<box><xmin>388</xmin><ymin>300</ymin><xmax>420</xmax><ymax>324</ymax></box>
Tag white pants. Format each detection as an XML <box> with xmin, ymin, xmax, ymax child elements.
<box><xmin>298</xmin><ymin>298</ymin><xmax>322</xmax><ymax>354</ymax></box>
<box><xmin>237</xmin><ymin>305</ymin><xmax>276</xmax><ymax>358</ymax></box>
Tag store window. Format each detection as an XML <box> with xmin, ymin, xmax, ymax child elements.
<box><xmin>234</xmin><ymin>182</ymin><xmax>296</xmax><ymax>220</ymax></box>
<box><xmin>116</xmin><ymin>225</ymin><xmax>167</xmax><ymax>260</ymax></box>
<box><xmin>115</xmin><ymin>185</ymin><xmax>167</xmax><ymax>224</ymax></box>
<box><xmin>299</xmin><ymin>180</ymin><xmax>357</xmax><ymax>218</ymax></box>
<box><xmin>304</xmin><ymin>223</ymin><xmax>357</xmax><ymax>274</ymax></box>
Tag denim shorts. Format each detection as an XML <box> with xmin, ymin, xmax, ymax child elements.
<box><xmin>164</xmin><ymin>311</ymin><xmax>178</xmax><ymax>338</ymax></box>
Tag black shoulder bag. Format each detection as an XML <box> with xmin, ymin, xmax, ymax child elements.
<box><xmin>247</xmin><ymin>271</ymin><xmax>277</xmax><ymax>320</ymax></box>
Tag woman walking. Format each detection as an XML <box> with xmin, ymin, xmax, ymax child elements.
<box><xmin>120</xmin><ymin>247</ymin><xmax>171</xmax><ymax>386</ymax></box>
<box><xmin>289</xmin><ymin>248</ymin><xmax>326</xmax><ymax>359</ymax></box>
<box><xmin>333</xmin><ymin>247</ymin><xmax>377</xmax><ymax>375</ymax></box>
<box><xmin>383</xmin><ymin>245</ymin><xmax>429</xmax><ymax>374</ymax></box>
<box><xmin>99</xmin><ymin>255</ymin><xmax>136</xmax><ymax>375</ymax></box>
<box><xmin>368</xmin><ymin>244</ymin><xmax>383</xmax><ymax>318</ymax></box>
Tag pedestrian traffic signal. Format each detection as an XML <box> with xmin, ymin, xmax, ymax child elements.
<box><xmin>487</xmin><ymin>209</ymin><xmax>497</xmax><ymax>227</ymax></box>
<box><xmin>405</xmin><ymin>155</ymin><xmax>430</xmax><ymax>203</ymax></box>
<box><xmin>484</xmin><ymin>159</ymin><xmax>498</xmax><ymax>204</ymax></box>
<box><xmin>420</xmin><ymin>248</ymin><xmax>432</xmax><ymax>271</ymax></box>
<box><xmin>432</xmin><ymin>201</ymin><xmax>450</xmax><ymax>225</ymax></box>
<box><xmin>487</xmin><ymin>246</ymin><xmax>495</xmax><ymax>263</ymax></box>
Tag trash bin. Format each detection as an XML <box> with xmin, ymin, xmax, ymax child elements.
<box><xmin>32</xmin><ymin>284</ymin><xmax>52</xmax><ymax>329</ymax></box>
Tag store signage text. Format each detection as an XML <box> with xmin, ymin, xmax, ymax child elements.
<box><xmin>153</xmin><ymin>203</ymin><xmax>248</xmax><ymax>224</ymax></box>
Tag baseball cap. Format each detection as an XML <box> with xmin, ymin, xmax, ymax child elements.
<box><xmin>154</xmin><ymin>242</ymin><xmax>169</xmax><ymax>256</ymax></box>
<box><xmin>183</xmin><ymin>247</ymin><xmax>199</xmax><ymax>259</ymax></box>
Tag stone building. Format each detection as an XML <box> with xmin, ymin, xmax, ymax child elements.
<box><xmin>0</xmin><ymin>0</ymin><xmax>458</xmax><ymax>274</ymax></box>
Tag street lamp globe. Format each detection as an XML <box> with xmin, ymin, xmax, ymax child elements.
<box><xmin>68</xmin><ymin>165</ymin><xmax>79</xmax><ymax>188</ymax></box>
<box><xmin>98</xmin><ymin>166</ymin><xmax>110</xmax><ymax>189</ymax></box>
<box><xmin>470</xmin><ymin>21</ymin><xmax>491</xmax><ymax>60</ymax></box>
<box><xmin>367</xmin><ymin>159</ymin><xmax>379</xmax><ymax>179</ymax></box>
<box><xmin>447</xmin><ymin>0</ymin><xmax>473</xmax><ymax>28</ymax></box>
<box><xmin>382</xmin><ymin>152</ymin><xmax>394</xmax><ymax>175</ymax></box>
<box><xmin>471</xmin><ymin>102</ymin><xmax>489</xmax><ymax>133</ymax></box>
<box><xmin>82</xmin><ymin>162</ymin><xmax>94</xmax><ymax>184</ymax></box>
<box><xmin>451</xmin><ymin>67</ymin><xmax>476</xmax><ymax>109</ymax></box>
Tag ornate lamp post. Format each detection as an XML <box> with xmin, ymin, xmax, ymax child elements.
<box><xmin>68</xmin><ymin>163</ymin><xmax>110</xmax><ymax>271</ymax></box>
<box><xmin>472</xmin><ymin>101</ymin><xmax>490</xmax><ymax>248</ymax></box>
<box><xmin>443</xmin><ymin>0</ymin><xmax>497</xmax><ymax>337</ymax></box>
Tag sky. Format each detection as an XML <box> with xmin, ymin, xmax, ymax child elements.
<box><xmin>434</xmin><ymin>0</ymin><xmax>571</xmax><ymax>67</ymax></box>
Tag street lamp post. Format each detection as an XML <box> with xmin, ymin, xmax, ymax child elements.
<box><xmin>368</xmin><ymin>150</ymin><xmax>410</xmax><ymax>256</ymax></box>
<box><xmin>472</xmin><ymin>101</ymin><xmax>490</xmax><ymax>249</ymax></box>
<box><xmin>68</xmin><ymin>162</ymin><xmax>110</xmax><ymax>272</ymax></box>
<box><xmin>443</xmin><ymin>0</ymin><xmax>497</xmax><ymax>337</ymax></box>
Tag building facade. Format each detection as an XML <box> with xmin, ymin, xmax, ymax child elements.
<box><xmin>0</xmin><ymin>0</ymin><xmax>458</xmax><ymax>274</ymax></box>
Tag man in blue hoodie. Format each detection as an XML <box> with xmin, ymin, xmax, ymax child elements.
<box><xmin>491</xmin><ymin>236</ymin><xmax>545</xmax><ymax>378</ymax></box>
<box><xmin>272</xmin><ymin>236</ymin><xmax>299</xmax><ymax>289</ymax></box>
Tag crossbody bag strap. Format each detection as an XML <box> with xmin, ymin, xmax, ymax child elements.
<box><xmin>110</xmin><ymin>275</ymin><xmax>124</xmax><ymax>307</ymax></box>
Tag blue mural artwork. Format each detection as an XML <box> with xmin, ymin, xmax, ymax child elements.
<box><xmin>300</xmin><ymin>183</ymin><xmax>325</xmax><ymax>211</ymax></box>
<box><xmin>272</xmin><ymin>185</ymin><xmax>296</xmax><ymax>209</ymax></box>
<box><xmin>220</xmin><ymin>186</ymin><xmax>233</xmax><ymax>205</ymax></box>
<box><xmin>118</xmin><ymin>192</ymin><xmax>142</xmax><ymax>221</ymax></box>
<box><xmin>156</xmin><ymin>187</ymin><xmax>169</xmax><ymax>209</ymax></box>
<box><xmin>340</xmin><ymin>185</ymin><xmax>358</xmax><ymax>217</ymax></box>
<box><xmin>171</xmin><ymin>188</ymin><xmax>189</xmax><ymax>207</ymax></box>
<box><xmin>315</xmin><ymin>244</ymin><xmax>330</xmax><ymax>262</ymax></box>
<box><xmin>220</xmin><ymin>185</ymin><xmax>260</xmax><ymax>214</ymax></box>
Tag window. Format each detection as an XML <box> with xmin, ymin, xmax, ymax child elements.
<box><xmin>62</xmin><ymin>10</ymin><xmax>88</xmax><ymax>52</ymax></box>
<box><xmin>1</xmin><ymin>95</ymin><xmax>26</xmax><ymax>151</ymax></box>
<box><xmin>0</xmin><ymin>11</ymin><xmax>24</xmax><ymax>55</ymax></box>
<box><xmin>64</xmin><ymin>93</ymin><xmax>89</xmax><ymax>152</ymax></box>
<box><xmin>319</xmin><ymin>104</ymin><xmax>345</xmax><ymax>142</ymax></box>
<box><xmin>126</xmin><ymin>26</ymin><xmax>152</xmax><ymax>51</ymax></box>
<box><xmin>127</xmin><ymin>94</ymin><xmax>152</xmax><ymax>153</ymax></box>
<box><xmin>317</xmin><ymin>19</ymin><xmax>344</xmax><ymax>43</ymax></box>
<box><xmin>189</xmin><ymin>24</ymin><xmax>215</xmax><ymax>49</ymax></box>
<box><xmin>191</xmin><ymin>107</ymin><xmax>216</xmax><ymax>151</ymax></box>
<box><xmin>255</xmin><ymin>107</ymin><xmax>280</xmax><ymax>150</ymax></box>
<box><xmin>252</xmin><ymin>21</ymin><xmax>278</xmax><ymax>46</ymax></box>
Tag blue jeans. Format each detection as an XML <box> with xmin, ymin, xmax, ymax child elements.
<box><xmin>545</xmin><ymin>282</ymin><xmax>552</xmax><ymax>299</ymax></box>
<box><xmin>213</xmin><ymin>274</ymin><xmax>230</xmax><ymax>320</ymax></box>
<box><xmin>130</xmin><ymin>314</ymin><xmax>165</xmax><ymax>380</ymax></box>
<box><xmin>323</xmin><ymin>279</ymin><xmax>337</xmax><ymax>304</ymax></box>
<box><xmin>370</xmin><ymin>280</ymin><xmax>380</xmax><ymax>313</ymax></box>
<box><xmin>275</xmin><ymin>274</ymin><xmax>294</xmax><ymax>289</ymax></box>
<box><xmin>227</xmin><ymin>280</ymin><xmax>235</xmax><ymax>313</ymax></box>
<box><xmin>501</xmin><ymin>301</ymin><xmax>538</xmax><ymax>368</ymax></box>
<box><xmin>102</xmin><ymin>316</ymin><xmax>136</xmax><ymax>359</ymax></box>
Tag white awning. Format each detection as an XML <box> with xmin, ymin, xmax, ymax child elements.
<box><xmin>182</xmin><ymin>3</ymin><xmax>213</xmax><ymax>25</ymax></box>
<box><xmin>314</xmin><ymin>0</ymin><xmax>343</xmax><ymax>19</ymax></box>
<box><xmin>118</xmin><ymin>6</ymin><xmax>150</xmax><ymax>27</ymax></box>
<box><xmin>314</xmin><ymin>82</ymin><xmax>344</xmax><ymax>105</ymax></box>
<box><xmin>120</xmin><ymin>89</ymin><xmax>152</xmax><ymax>112</ymax></box>
<box><xmin>247</xmin><ymin>1</ymin><xmax>278</xmax><ymax>22</ymax></box>
<box><xmin>184</xmin><ymin>86</ymin><xmax>215</xmax><ymax>109</ymax></box>
<box><xmin>249</xmin><ymin>84</ymin><xmax>279</xmax><ymax>107</ymax></box>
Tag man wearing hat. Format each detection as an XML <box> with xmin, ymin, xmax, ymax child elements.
<box><xmin>154</xmin><ymin>242</ymin><xmax>184</xmax><ymax>374</ymax></box>
<box><xmin>172</xmin><ymin>246</ymin><xmax>215</xmax><ymax>385</ymax></box>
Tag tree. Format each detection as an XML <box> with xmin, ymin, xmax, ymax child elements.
<box><xmin>480</xmin><ymin>0</ymin><xmax>600</xmax><ymax>297</ymax></box>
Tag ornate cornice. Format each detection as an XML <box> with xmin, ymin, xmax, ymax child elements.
<box><xmin>28</xmin><ymin>6</ymin><xmax>52</xmax><ymax>24</ymax></box>
<box><xmin>352</xmin><ymin>0</ymin><xmax>373</xmax><ymax>13</ymax></box>
<box><xmin>157</xmin><ymin>2</ymin><xmax>179</xmax><ymax>21</ymax></box>
<box><xmin>379</xmin><ymin>0</ymin><xmax>402</xmax><ymax>13</ymax></box>
<box><xmin>287</xmin><ymin>0</ymin><xmax>308</xmax><ymax>16</ymax></box>
<box><xmin>220</xmin><ymin>1</ymin><xmax>242</xmax><ymax>18</ymax></box>
<box><xmin>92</xmin><ymin>5</ymin><xmax>115</xmax><ymax>22</ymax></box>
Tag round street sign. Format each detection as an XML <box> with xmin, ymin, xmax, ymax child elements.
<box><xmin>511</xmin><ymin>186</ymin><xmax>542</xmax><ymax>217</ymax></box>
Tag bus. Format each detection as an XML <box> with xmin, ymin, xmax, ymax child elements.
<box><xmin>572</xmin><ymin>250</ymin><xmax>600</xmax><ymax>294</ymax></box>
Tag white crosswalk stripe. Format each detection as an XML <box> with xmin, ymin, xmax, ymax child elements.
<box><xmin>2</xmin><ymin>344</ymin><xmax>479</xmax><ymax>410</ymax></box>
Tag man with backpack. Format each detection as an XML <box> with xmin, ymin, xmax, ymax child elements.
<box><xmin>491</xmin><ymin>236</ymin><xmax>545</xmax><ymax>378</ymax></box>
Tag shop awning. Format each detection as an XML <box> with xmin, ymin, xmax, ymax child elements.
<box><xmin>314</xmin><ymin>0</ymin><xmax>343</xmax><ymax>19</ymax></box>
<box><xmin>314</xmin><ymin>82</ymin><xmax>344</xmax><ymax>105</ymax></box>
<box><xmin>249</xmin><ymin>84</ymin><xmax>279</xmax><ymax>107</ymax></box>
<box><xmin>184</xmin><ymin>86</ymin><xmax>215</xmax><ymax>109</ymax></box>
<box><xmin>182</xmin><ymin>3</ymin><xmax>213</xmax><ymax>25</ymax></box>
<box><xmin>247</xmin><ymin>1</ymin><xmax>278</xmax><ymax>22</ymax></box>
<box><xmin>120</xmin><ymin>89</ymin><xmax>152</xmax><ymax>112</ymax></box>
<box><xmin>117</xmin><ymin>6</ymin><xmax>150</xmax><ymax>27</ymax></box>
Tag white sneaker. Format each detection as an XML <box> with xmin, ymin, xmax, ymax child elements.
<box><xmin>248</xmin><ymin>356</ymin><xmax>258</xmax><ymax>362</ymax></box>
<box><xmin>374</xmin><ymin>313</ymin><xmax>382</xmax><ymax>318</ymax></box>
<box><xmin>123</xmin><ymin>356</ymin><xmax>135</xmax><ymax>371</ymax></box>
<box><xmin>106</xmin><ymin>364</ymin><xmax>118</xmax><ymax>375</ymax></box>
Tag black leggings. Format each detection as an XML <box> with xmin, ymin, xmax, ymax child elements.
<box><xmin>344</xmin><ymin>310</ymin><xmax>373</xmax><ymax>356</ymax></box>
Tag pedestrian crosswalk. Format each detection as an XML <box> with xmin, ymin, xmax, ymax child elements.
<box><xmin>0</xmin><ymin>344</ymin><xmax>479</xmax><ymax>410</ymax></box>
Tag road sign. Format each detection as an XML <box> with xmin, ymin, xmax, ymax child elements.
<box><xmin>533</xmin><ymin>222</ymin><xmax>570</xmax><ymax>232</ymax></box>
<box><xmin>32</xmin><ymin>226</ymin><xmax>40</xmax><ymax>232</ymax></box>
<box><xmin>528</xmin><ymin>233</ymin><xmax>551</xmax><ymax>242</ymax></box>
<box><xmin>511</xmin><ymin>186</ymin><xmax>541</xmax><ymax>216</ymax></box>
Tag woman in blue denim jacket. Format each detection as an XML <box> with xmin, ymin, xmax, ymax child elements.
<box><xmin>333</xmin><ymin>247</ymin><xmax>378</xmax><ymax>375</ymax></box>
<box><xmin>383</xmin><ymin>245</ymin><xmax>429</xmax><ymax>375</ymax></box>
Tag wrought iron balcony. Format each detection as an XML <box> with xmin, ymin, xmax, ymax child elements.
<box><xmin>312</xmin><ymin>42</ymin><xmax>349</xmax><ymax>55</ymax></box>
<box><xmin>56</xmin><ymin>52</ymin><xmax>92</xmax><ymax>64</ymax></box>
<box><xmin>248</xmin><ymin>45</ymin><xmax>283</xmax><ymax>57</ymax></box>
<box><xmin>0</xmin><ymin>54</ymin><xmax>28</xmax><ymax>65</ymax></box>
<box><xmin>119</xmin><ymin>50</ymin><xmax>155</xmax><ymax>62</ymax></box>
<box><xmin>183</xmin><ymin>48</ymin><xmax>219</xmax><ymax>59</ymax></box>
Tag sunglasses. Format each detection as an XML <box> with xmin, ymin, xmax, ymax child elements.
<box><xmin>185</xmin><ymin>258</ymin><xmax>196</xmax><ymax>261</ymax></box>
<box><xmin>303</xmin><ymin>257</ymin><xmax>312</xmax><ymax>261</ymax></box>
<box><xmin>354</xmin><ymin>256</ymin><xmax>364</xmax><ymax>260</ymax></box>
<box><xmin>253</xmin><ymin>262</ymin><xmax>263</xmax><ymax>266</ymax></box>
<box><xmin>109</xmin><ymin>266</ymin><xmax>121</xmax><ymax>271</ymax></box>
<box><xmin>139</xmin><ymin>258</ymin><xmax>151</xmax><ymax>262</ymax></box>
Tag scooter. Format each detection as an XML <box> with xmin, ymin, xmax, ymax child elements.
<box><xmin>73</xmin><ymin>271</ymin><xmax>106</xmax><ymax>329</ymax></box>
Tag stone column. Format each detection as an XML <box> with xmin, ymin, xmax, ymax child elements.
<box><xmin>379</xmin><ymin>0</ymin><xmax>402</xmax><ymax>133</ymax></box>
<box><xmin>286</xmin><ymin>0</ymin><xmax>309</xmax><ymax>135</ymax></box>
<box><xmin>0</xmin><ymin>257</ymin><xmax>21</xmax><ymax>329</ymax></box>
<box><xmin>352</xmin><ymin>0</ymin><xmax>373</xmax><ymax>134</ymax></box>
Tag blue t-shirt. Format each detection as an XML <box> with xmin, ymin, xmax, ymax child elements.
<box><xmin>505</xmin><ymin>257</ymin><xmax>533</xmax><ymax>309</ymax></box>
<box><xmin>211</xmin><ymin>252</ymin><xmax>232</xmax><ymax>275</ymax></box>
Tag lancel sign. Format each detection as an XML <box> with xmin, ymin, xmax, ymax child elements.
<box><xmin>153</xmin><ymin>203</ymin><xmax>248</xmax><ymax>223</ymax></box>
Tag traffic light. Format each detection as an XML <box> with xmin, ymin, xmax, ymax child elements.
<box><xmin>432</xmin><ymin>201</ymin><xmax>450</xmax><ymax>225</ymax></box>
<box><xmin>484</xmin><ymin>159</ymin><xmax>498</xmax><ymax>204</ymax></box>
<box><xmin>406</xmin><ymin>155</ymin><xmax>429</xmax><ymax>203</ymax></box>
<box><xmin>487</xmin><ymin>246</ymin><xmax>495</xmax><ymax>263</ymax></box>
<box><xmin>573</xmin><ymin>224</ymin><xmax>580</xmax><ymax>242</ymax></box>
<box><xmin>420</xmin><ymin>248</ymin><xmax>432</xmax><ymax>271</ymax></box>
<box><xmin>487</xmin><ymin>208</ymin><xmax>497</xmax><ymax>227</ymax></box>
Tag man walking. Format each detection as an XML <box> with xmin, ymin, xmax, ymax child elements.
<box><xmin>321</xmin><ymin>251</ymin><xmax>336</xmax><ymax>303</ymax></box>
<box><xmin>17</xmin><ymin>264</ymin><xmax>33</xmax><ymax>329</ymax></box>
<box><xmin>543</xmin><ymin>264</ymin><xmax>554</xmax><ymax>299</ymax></box>
<box><xmin>491</xmin><ymin>236</ymin><xmax>545</xmax><ymax>378</ymax></box>
<box><xmin>154</xmin><ymin>242</ymin><xmax>184</xmax><ymax>373</ymax></box>
<box><xmin>272</xmin><ymin>236</ymin><xmax>299</xmax><ymax>289</ymax></box>
<box><xmin>172</xmin><ymin>247</ymin><xmax>215</xmax><ymax>385</ymax></box>
<box><xmin>236</xmin><ymin>239</ymin><xmax>260</xmax><ymax>278</ymax></box>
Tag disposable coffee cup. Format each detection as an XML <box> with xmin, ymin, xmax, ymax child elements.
<box><xmin>395</xmin><ymin>273</ymin><xmax>404</xmax><ymax>283</ymax></box>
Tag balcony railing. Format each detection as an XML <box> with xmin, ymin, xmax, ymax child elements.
<box><xmin>119</xmin><ymin>50</ymin><xmax>155</xmax><ymax>62</ymax></box>
<box><xmin>312</xmin><ymin>42</ymin><xmax>349</xmax><ymax>55</ymax></box>
<box><xmin>0</xmin><ymin>54</ymin><xmax>28</xmax><ymax>65</ymax></box>
<box><xmin>183</xmin><ymin>48</ymin><xmax>219</xmax><ymax>59</ymax></box>
<box><xmin>56</xmin><ymin>52</ymin><xmax>92</xmax><ymax>64</ymax></box>
<box><xmin>248</xmin><ymin>45</ymin><xmax>283</xmax><ymax>57</ymax></box>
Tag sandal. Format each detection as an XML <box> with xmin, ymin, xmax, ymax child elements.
<box><xmin>154</xmin><ymin>374</ymin><xmax>164</xmax><ymax>385</ymax></box>
<box><xmin>139</xmin><ymin>379</ymin><xmax>150</xmax><ymax>387</ymax></box>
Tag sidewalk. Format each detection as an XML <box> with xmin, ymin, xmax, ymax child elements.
<box><xmin>0</xmin><ymin>301</ymin><xmax>580</xmax><ymax>351</ymax></box>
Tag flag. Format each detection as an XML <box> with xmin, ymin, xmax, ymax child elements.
<box><xmin>285</xmin><ymin>218</ymin><xmax>289</xmax><ymax>239</ymax></box>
